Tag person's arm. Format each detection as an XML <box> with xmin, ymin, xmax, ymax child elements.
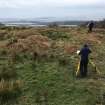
<box><xmin>79</xmin><ymin>49</ymin><xmax>82</xmax><ymax>55</ymax></box>
<box><xmin>87</xmin><ymin>23</ymin><xmax>89</xmax><ymax>27</ymax></box>
<box><xmin>89</xmin><ymin>49</ymin><xmax>92</xmax><ymax>54</ymax></box>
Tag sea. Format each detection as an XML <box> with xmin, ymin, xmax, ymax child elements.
<box><xmin>3</xmin><ymin>22</ymin><xmax>78</xmax><ymax>27</ymax></box>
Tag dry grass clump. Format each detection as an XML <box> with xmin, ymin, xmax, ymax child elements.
<box><xmin>7</xmin><ymin>37</ymin><xmax>18</xmax><ymax>46</ymax></box>
<box><xmin>0</xmin><ymin>79</ymin><xmax>21</xmax><ymax>95</ymax></box>
<box><xmin>0</xmin><ymin>65</ymin><xmax>22</xmax><ymax>102</ymax></box>
<box><xmin>64</xmin><ymin>44</ymin><xmax>78</xmax><ymax>54</ymax></box>
<box><xmin>85</xmin><ymin>34</ymin><xmax>102</xmax><ymax>45</ymax></box>
<box><xmin>7</xmin><ymin>35</ymin><xmax>51</xmax><ymax>56</ymax></box>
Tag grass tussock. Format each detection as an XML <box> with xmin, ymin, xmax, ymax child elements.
<box><xmin>0</xmin><ymin>63</ymin><xmax>22</xmax><ymax>103</ymax></box>
<box><xmin>0</xmin><ymin>79</ymin><xmax>21</xmax><ymax>95</ymax></box>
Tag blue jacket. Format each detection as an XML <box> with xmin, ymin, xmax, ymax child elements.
<box><xmin>79</xmin><ymin>47</ymin><xmax>91</xmax><ymax>61</ymax></box>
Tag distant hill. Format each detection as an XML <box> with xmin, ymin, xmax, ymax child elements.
<box><xmin>79</xmin><ymin>19</ymin><xmax>105</xmax><ymax>28</ymax></box>
<box><xmin>95</xmin><ymin>19</ymin><xmax>105</xmax><ymax>28</ymax></box>
<box><xmin>0</xmin><ymin>22</ymin><xmax>5</xmax><ymax>27</ymax></box>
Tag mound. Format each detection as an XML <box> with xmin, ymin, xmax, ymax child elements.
<box><xmin>7</xmin><ymin>35</ymin><xmax>51</xmax><ymax>55</ymax></box>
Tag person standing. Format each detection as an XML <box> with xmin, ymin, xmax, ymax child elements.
<box><xmin>78</xmin><ymin>44</ymin><xmax>91</xmax><ymax>77</ymax></box>
<box><xmin>88</xmin><ymin>21</ymin><xmax>94</xmax><ymax>33</ymax></box>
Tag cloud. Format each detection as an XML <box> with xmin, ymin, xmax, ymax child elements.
<box><xmin>0</xmin><ymin>0</ymin><xmax>104</xmax><ymax>8</ymax></box>
<box><xmin>0</xmin><ymin>0</ymin><xmax>105</xmax><ymax>20</ymax></box>
<box><xmin>0</xmin><ymin>0</ymin><xmax>41</xmax><ymax>8</ymax></box>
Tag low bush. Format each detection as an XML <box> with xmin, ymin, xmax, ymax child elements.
<box><xmin>41</xmin><ymin>30</ymin><xmax>68</xmax><ymax>40</ymax></box>
<box><xmin>7</xmin><ymin>37</ymin><xmax>18</xmax><ymax>46</ymax></box>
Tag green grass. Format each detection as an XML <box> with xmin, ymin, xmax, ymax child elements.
<box><xmin>0</xmin><ymin>27</ymin><xmax>105</xmax><ymax>105</ymax></box>
<box><xmin>13</xmin><ymin>56</ymin><xmax>103</xmax><ymax>105</ymax></box>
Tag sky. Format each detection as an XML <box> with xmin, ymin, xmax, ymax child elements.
<box><xmin>0</xmin><ymin>0</ymin><xmax>105</xmax><ymax>20</ymax></box>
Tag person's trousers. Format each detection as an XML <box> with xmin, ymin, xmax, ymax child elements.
<box><xmin>89</xmin><ymin>27</ymin><xmax>93</xmax><ymax>32</ymax></box>
<box><xmin>80</xmin><ymin>60</ymin><xmax>88</xmax><ymax>77</ymax></box>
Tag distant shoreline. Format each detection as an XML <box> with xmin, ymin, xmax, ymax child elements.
<box><xmin>4</xmin><ymin>23</ymin><xmax>78</xmax><ymax>27</ymax></box>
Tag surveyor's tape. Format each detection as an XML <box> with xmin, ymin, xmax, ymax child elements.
<box><xmin>76</xmin><ymin>61</ymin><xmax>80</xmax><ymax>76</ymax></box>
<box><xmin>89</xmin><ymin>60</ymin><xmax>101</xmax><ymax>75</ymax></box>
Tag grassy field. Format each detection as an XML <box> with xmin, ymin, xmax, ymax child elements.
<box><xmin>0</xmin><ymin>26</ymin><xmax>105</xmax><ymax>105</ymax></box>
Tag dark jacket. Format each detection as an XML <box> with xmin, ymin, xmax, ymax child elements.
<box><xmin>89</xmin><ymin>22</ymin><xmax>94</xmax><ymax>28</ymax></box>
<box><xmin>79</xmin><ymin>47</ymin><xmax>91</xmax><ymax>61</ymax></box>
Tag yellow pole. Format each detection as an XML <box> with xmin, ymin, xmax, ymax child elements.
<box><xmin>76</xmin><ymin>60</ymin><xmax>80</xmax><ymax>76</ymax></box>
<box><xmin>89</xmin><ymin>60</ymin><xmax>101</xmax><ymax>75</ymax></box>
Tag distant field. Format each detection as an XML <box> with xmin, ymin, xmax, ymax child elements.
<box><xmin>0</xmin><ymin>26</ymin><xmax>105</xmax><ymax>105</ymax></box>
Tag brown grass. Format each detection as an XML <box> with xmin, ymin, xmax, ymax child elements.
<box><xmin>7</xmin><ymin>35</ymin><xmax>51</xmax><ymax>56</ymax></box>
<box><xmin>0</xmin><ymin>79</ymin><xmax>22</xmax><ymax>95</ymax></box>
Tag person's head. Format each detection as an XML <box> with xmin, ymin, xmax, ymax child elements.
<box><xmin>84</xmin><ymin>44</ymin><xmax>88</xmax><ymax>48</ymax></box>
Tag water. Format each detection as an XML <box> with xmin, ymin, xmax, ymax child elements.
<box><xmin>4</xmin><ymin>22</ymin><xmax>78</xmax><ymax>27</ymax></box>
<box><xmin>4</xmin><ymin>23</ymin><xmax>46</xmax><ymax>27</ymax></box>
<box><xmin>60</xmin><ymin>25</ymin><xmax>78</xmax><ymax>27</ymax></box>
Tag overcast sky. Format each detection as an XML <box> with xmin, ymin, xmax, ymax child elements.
<box><xmin>0</xmin><ymin>0</ymin><xmax>105</xmax><ymax>20</ymax></box>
